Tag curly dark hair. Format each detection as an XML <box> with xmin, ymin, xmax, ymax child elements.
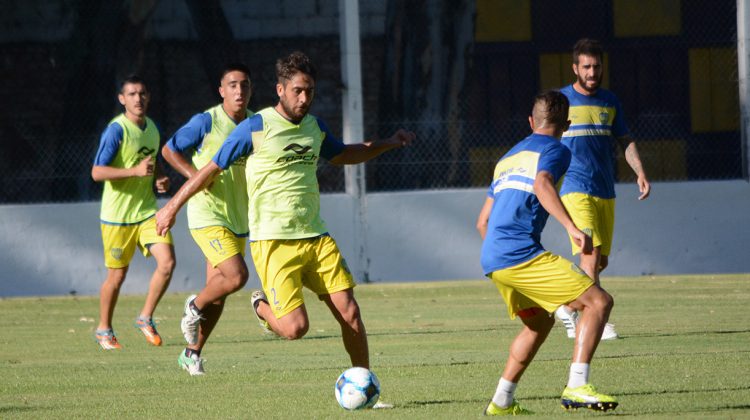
<box><xmin>275</xmin><ymin>51</ymin><xmax>317</xmax><ymax>82</ymax></box>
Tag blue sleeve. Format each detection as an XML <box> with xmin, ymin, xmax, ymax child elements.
<box><xmin>212</xmin><ymin>114</ymin><xmax>261</xmax><ymax>169</ymax></box>
<box><xmin>166</xmin><ymin>113</ymin><xmax>212</xmax><ymax>152</ymax></box>
<box><xmin>612</xmin><ymin>96</ymin><xmax>629</xmax><ymax>138</ymax></box>
<box><xmin>537</xmin><ymin>143</ymin><xmax>571</xmax><ymax>183</ymax></box>
<box><xmin>93</xmin><ymin>123</ymin><xmax>123</xmax><ymax>166</ymax></box>
<box><xmin>316</xmin><ymin>117</ymin><xmax>346</xmax><ymax>160</ymax></box>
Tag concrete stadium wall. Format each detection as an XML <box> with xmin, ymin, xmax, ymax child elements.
<box><xmin>1</xmin><ymin>180</ymin><xmax>748</xmax><ymax>297</ymax></box>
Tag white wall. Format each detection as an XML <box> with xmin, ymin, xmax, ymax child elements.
<box><xmin>1</xmin><ymin>180</ymin><xmax>748</xmax><ymax>296</ymax></box>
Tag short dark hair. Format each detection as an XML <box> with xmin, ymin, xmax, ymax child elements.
<box><xmin>572</xmin><ymin>38</ymin><xmax>603</xmax><ymax>64</ymax></box>
<box><xmin>220</xmin><ymin>63</ymin><xmax>251</xmax><ymax>83</ymax></box>
<box><xmin>532</xmin><ymin>90</ymin><xmax>569</xmax><ymax>128</ymax></box>
<box><xmin>276</xmin><ymin>51</ymin><xmax>317</xmax><ymax>82</ymax></box>
<box><xmin>119</xmin><ymin>74</ymin><xmax>147</xmax><ymax>93</ymax></box>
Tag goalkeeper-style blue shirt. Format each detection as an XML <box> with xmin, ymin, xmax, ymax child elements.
<box><xmin>559</xmin><ymin>84</ymin><xmax>628</xmax><ymax>199</ymax></box>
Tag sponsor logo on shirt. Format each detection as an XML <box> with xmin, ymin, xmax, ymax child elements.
<box><xmin>277</xmin><ymin>143</ymin><xmax>317</xmax><ymax>165</ymax></box>
<box><xmin>137</xmin><ymin>146</ymin><xmax>155</xmax><ymax>156</ymax></box>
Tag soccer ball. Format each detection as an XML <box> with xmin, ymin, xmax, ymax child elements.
<box><xmin>334</xmin><ymin>367</ymin><xmax>380</xmax><ymax>410</ymax></box>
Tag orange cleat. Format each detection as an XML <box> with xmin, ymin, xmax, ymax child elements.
<box><xmin>135</xmin><ymin>317</ymin><xmax>163</xmax><ymax>346</ymax></box>
<box><xmin>95</xmin><ymin>329</ymin><xmax>123</xmax><ymax>350</ymax></box>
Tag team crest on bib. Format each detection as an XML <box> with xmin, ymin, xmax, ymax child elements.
<box><xmin>599</xmin><ymin>111</ymin><xmax>610</xmax><ymax>124</ymax></box>
<box><xmin>111</xmin><ymin>248</ymin><xmax>123</xmax><ymax>260</ymax></box>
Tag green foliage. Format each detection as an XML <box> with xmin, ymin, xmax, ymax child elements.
<box><xmin>1</xmin><ymin>275</ymin><xmax>749</xmax><ymax>418</ymax></box>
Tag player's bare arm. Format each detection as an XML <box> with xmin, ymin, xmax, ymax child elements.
<box><xmin>617</xmin><ymin>135</ymin><xmax>651</xmax><ymax>200</ymax></box>
<box><xmin>534</xmin><ymin>170</ymin><xmax>592</xmax><ymax>254</ymax></box>
<box><xmin>162</xmin><ymin>143</ymin><xmax>198</xmax><ymax>179</ymax></box>
<box><xmin>91</xmin><ymin>155</ymin><xmax>154</xmax><ymax>182</ymax></box>
<box><xmin>329</xmin><ymin>129</ymin><xmax>415</xmax><ymax>165</ymax></box>
<box><xmin>155</xmin><ymin>161</ymin><xmax>221</xmax><ymax>236</ymax></box>
<box><xmin>476</xmin><ymin>197</ymin><xmax>494</xmax><ymax>240</ymax></box>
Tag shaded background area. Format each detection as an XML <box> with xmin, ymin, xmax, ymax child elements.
<box><xmin>0</xmin><ymin>0</ymin><xmax>742</xmax><ymax>204</ymax></box>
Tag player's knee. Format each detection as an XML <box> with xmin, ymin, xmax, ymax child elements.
<box><xmin>591</xmin><ymin>289</ymin><xmax>614</xmax><ymax>315</ymax></box>
<box><xmin>225</xmin><ymin>268</ymin><xmax>249</xmax><ymax>292</ymax></box>
<box><xmin>157</xmin><ymin>257</ymin><xmax>176</xmax><ymax>276</ymax></box>
<box><xmin>281</xmin><ymin>322</ymin><xmax>309</xmax><ymax>340</ymax></box>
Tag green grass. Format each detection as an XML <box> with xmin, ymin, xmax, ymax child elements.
<box><xmin>1</xmin><ymin>274</ymin><xmax>749</xmax><ymax>418</ymax></box>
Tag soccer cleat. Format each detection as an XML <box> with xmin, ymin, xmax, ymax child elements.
<box><xmin>95</xmin><ymin>329</ymin><xmax>122</xmax><ymax>350</ymax></box>
<box><xmin>601</xmin><ymin>323</ymin><xmax>619</xmax><ymax>340</ymax></box>
<box><xmin>555</xmin><ymin>306</ymin><xmax>578</xmax><ymax>339</ymax></box>
<box><xmin>484</xmin><ymin>400</ymin><xmax>532</xmax><ymax>416</ymax></box>
<box><xmin>180</xmin><ymin>294</ymin><xmax>204</xmax><ymax>345</ymax></box>
<box><xmin>561</xmin><ymin>384</ymin><xmax>618</xmax><ymax>412</ymax></box>
<box><xmin>134</xmin><ymin>317</ymin><xmax>162</xmax><ymax>346</ymax></box>
<box><xmin>250</xmin><ymin>290</ymin><xmax>274</xmax><ymax>335</ymax></box>
<box><xmin>178</xmin><ymin>350</ymin><xmax>205</xmax><ymax>376</ymax></box>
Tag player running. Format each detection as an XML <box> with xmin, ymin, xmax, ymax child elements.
<box><xmin>91</xmin><ymin>75</ymin><xmax>175</xmax><ymax>350</ymax></box>
<box><xmin>161</xmin><ymin>63</ymin><xmax>253</xmax><ymax>375</ymax></box>
<box><xmin>477</xmin><ymin>91</ymin><xmax>618</xmax><ymax>414</ymax></box>
<box><xmin>155</xmin><ymin>51</ymin><xmax>414</xmax><ymax>371</ymax></box>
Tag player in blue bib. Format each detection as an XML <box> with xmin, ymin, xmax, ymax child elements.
<box><xmin>556</xmin><ymin>39</ymin><xmax>652</xmax><ymax>340</ymax></box>
<box><xmin>478</xmin><ymin>91</ymin><xmax>618</xmax><ymax>415</ymax></box>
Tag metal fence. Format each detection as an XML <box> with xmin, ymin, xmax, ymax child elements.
<box><xmin>0</xmin><ymin>0</ymin><xmax>743</xmax><ymax>204</ymax></box>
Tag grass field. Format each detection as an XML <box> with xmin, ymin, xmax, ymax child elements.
<box><xmin>1</xmin><ymin>274</ymin><xmax>749</xmax><ymax>419</ymax></box>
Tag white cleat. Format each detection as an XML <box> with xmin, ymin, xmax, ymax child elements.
<box><xmin>601</xmin><ymin>323</ymin><xmax>619</xmax><ymax>340</ymax></box>
<box><xmin>250</xmin><ymin>290</ymin><xmax>274</xmax><ymax>335</ymax></box>
<box><xmin>555</xmin><ymin>306</ymin><xmax>578</xmax><ymax>339</ymax></box>
<box><xmin>180</xmin><ymin>294</ymin><xmax>204</xmax><ymax>345</ymax></box>
<box><xmin>178</xmin><ymin>350</ymin><xmax>205</xmax><ymax>376</ymax></box>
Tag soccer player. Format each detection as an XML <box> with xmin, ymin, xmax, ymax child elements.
<box><xmin>555</xmin><ymin>39</ymin><xmax>651</xmax><ymax>340</ymax></box>
<box><xmin>161</xmin><ymin>63</ymin><xmax>253</xmax><ymax>375</ymax></box>
<box><xmin>477</xmin><ymin>91</ymin><xmax>618</xmax><ymax>415</ymax></box>
<box><xmin>155</xmin><ymin>51</ymin><xmax>414</xmax><ymax>371</ymax></box>
<box><xmin>91</xmin><ymin>75</ymin><xmax>175</xmax><ymax>350</ymax></box>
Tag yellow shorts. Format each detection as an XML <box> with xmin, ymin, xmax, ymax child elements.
<box><xmin>561</xmin><ymin>192</ymin><xmax>615</xmax><ymax>256</ymax></box>
<box><xmin>190</xmin><ymin>226</ymin><xmax>248</xmax><ymax>267</ymax></box>
<box><xmin>489</xmin><ymin>251</ymin><xmax>593</xmax><ymax>319</ymax></box>
<box><xmin>250</xmin><ymin>235</ymin><xmax>356</xmax><ymax>318</ymax></box>
<box><xmin>100</xmin><ymin>217</ymin><xmax>173</xmax><ymax>269</ymax></box>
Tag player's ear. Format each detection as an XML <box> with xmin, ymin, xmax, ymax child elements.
<box><xmin>118</xmin><ymin>94</ymin><xmax>126</xmax><ymax>106</ymax></box>
<box><xmin>528</xmin><ymin>116</ymin><xmax>535</xmax><ymax>131</ymax></box>
<box><xmin>563</xmin><ymin>120</ymin><xmax>571</xmax><ymax>132</ymax></box>
<box><xmin>218</xmin><ymin>85</ymin><xmax>226</xmax><ymax>99</ymax></box>
<box><xmin>276</xmin><ymin>82</ymin><xmax>284</xmax><ymax>97</ymax></box>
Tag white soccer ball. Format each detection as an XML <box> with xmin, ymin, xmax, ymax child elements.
<box><xmin>334</xmin><ymin>367</ymin><xmax>381</xmax><ymax>410</ymax></box>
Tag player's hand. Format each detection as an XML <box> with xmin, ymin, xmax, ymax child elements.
<box><xmin>155</xmin><ymin>207</ymin><xmax>175</xmax><ymax>237</ymax></box>
<box><xmin>133</xmin><ymin>156</ymin><xmax>154</xmax><ymax>177</ymax></box>
<box><xmin>569</xmin><ymin>228</ymin><xmax>592</xmax><ymax>255</ymax></box>
<box><xmin>637</xmin><ymin>176</ymin><xmax>651</xmax><ymax>200</ymax></box>
<box><xmin>386</xmin><ymin>129</ymin><xmax>416</xmax><ymax>148</ymax></box>
<box><xmin>155</xmin><ymin>175</ymin><xmax>170</xmax><ymax>194</ymax></box>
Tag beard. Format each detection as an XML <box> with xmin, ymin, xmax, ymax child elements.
<box><xmin>279</xmin><ymin>98</ymin><xmax>308</xmax><ymax>123</ymax></box>
<box><xmin>577</xmin><ymin>72</ymin><xmax>601</xmax><ymax>93</ymax></box>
